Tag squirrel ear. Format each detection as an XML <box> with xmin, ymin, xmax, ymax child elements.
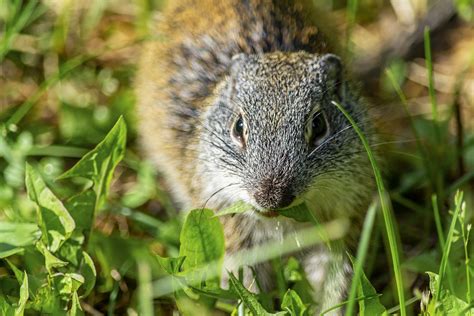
<box><xmin>316</xmin><ymin>54</ymin><xmax>344</xmax><ymax>97</ymax></box>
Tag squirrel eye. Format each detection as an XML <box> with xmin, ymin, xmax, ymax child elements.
<box><xmin>306</xmin><ymin>111</ymin><xmax>328</xmax><ymax>146</ymax></box>
<box><xmin>231</xmin><ymin>115</ymin><xmax>246</xmax><ymax>147</ymax></box>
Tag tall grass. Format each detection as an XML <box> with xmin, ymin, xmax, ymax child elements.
<box><xmin>332</xmin><ymin>101</ymin><xmax>406</xmax><ymax>316</ymax></box>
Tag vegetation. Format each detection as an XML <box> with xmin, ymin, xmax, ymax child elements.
<box><xmin>0</xmin><ymin>0</ymin><xmax>473</xmax><ymax>315</ymax></box>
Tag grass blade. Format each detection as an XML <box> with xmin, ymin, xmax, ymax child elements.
<box><xmin>345</xmin><ymin>201</ymin><xmax>378</xmax><ymax>316</ymax></box>
<box><xmin>332</xmin><ymin>101</ymin><xmax>406</xmax><ymax>316</ymax></box>
<box><xmin>435</xmin><ymin>191</ymin><xmax>464</xmax><ymax>305</ymax></box>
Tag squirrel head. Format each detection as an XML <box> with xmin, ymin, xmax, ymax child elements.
<box><xmin>198</xmin><ymin>51</ymin><xmax>372</xmax><ymax>217</ymax></box>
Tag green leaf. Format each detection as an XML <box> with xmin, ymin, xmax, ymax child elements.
<box><xmin>68</xmin><ymin>291</ymin><xmax>84</xmax><ymax>316</ymax></box>
<box><xmin>80</xmin><ymin>251</ymin><xmax>96</xmax><ymax>297</ymax></box>
<box><xmin>0</xmin><ymin>295</ymin><xmax>15</xmax><ymax>316</ymax></box>
<box><xmin>36</xmin><ymin>241</ymin><xmax>68</xmax><ymax>274</ymax></box>
<box><xmin>14</xmin><ymin>271</ymin><xmax>28</xmax><ymax>316</ymax></box>
<box><xmin>0</xmin><ymin>222</ymin><xmax>41</xmax><ymax>258</ymax></box>
<box><xmin>57</xmin><ymin>236</ymin><xmax>84</xmax><ymax>267</ymax></box>
<box><xmin>65</xmin><ymin>190</ymin><xmax>96</xmax><ymax>232</ymax></box>
<box><xmin>278</xmin><ymin>203</ymin><xmax>313</xmax><ymax>223</ymax></box>
<box><xmin>228</xmin><ymin>272</ymin><xmax>282</xmax><ymax>316</ymax></box>
<box><xmin>54</xmin><ymin>273</ymin><xmax>85</xmax><ymax>297</ymax></box>
<box><xmin>157</xmin><ymin>255</ymin><xmax>186</xmax><ymax>275</ymax></box>
<box><xmin>5</xmin><ymin>259</ymin><xmax>24</xmax><ymax>284</ymax></box>
<box><xmin>348</xmin><ymin>256</ymin><xmax>386</xmax><ymax>315</ymax></box>
<box><xmin>426</xmin><ymin>272</ymin><xmax>472</xmax><ymax>314</ymax></box>
<box><xmin>179</xmin><ymin>209</ymin><xmax>225</xmax><ymax>289</ymax></box>
<box><xmin>358</xmin><ymin>271</ymin><xmax>386</xmax><ymax>315</ymax></box>
<box><xmin>214</xmin><ymin>200</ymin><xmax>251</xmax><ymax>217</ymax></box>
<box><xmin>58</xmin><ymin>116</ymin><xmax>127</xmax><ymax>208</ymax></box>
<box><xmin>25</xmin><ymin>163</ymin><xmax>75</xmax><ymax>252</ymax></box>
<box><xmin>281</xmin><ymin>289</ymin><xmax>307</xmax><ymax>316</ymax></box>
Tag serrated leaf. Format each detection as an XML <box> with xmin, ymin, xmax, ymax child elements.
<box><xmin>179</xmin><ymin>209</ymin><xmax>225</xmax><ymax>289</ymax></box>
<box><xmin>228</xmin><ymin>272</ymin><xmax>282</xmax><ymax>316</ymax></box>
<box><xmin>281</xmin><ymin>289</ymin><xmax>307</xmax><ymax>316</ymax></box>
<box><xmin>80</xmin><ymin>251</ymin><xmax>96</xmax><ymax>297</ymax></box>
<box><xmin>58</xmin><ymin>116</ymin><xmax>126</xmax><ymax>208</ymax></box>
<box><xmin>25</xmin><ymin>163</ymin><xmax>75</xmax><ymax>252</ymax></box>
<box><xmin>14</xmin><ymin>271</ymin><xmax>28</xmax><ymax>316</ymax></box>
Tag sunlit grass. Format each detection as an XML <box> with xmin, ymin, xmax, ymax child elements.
<box><xmin>332</xmin><ymin>100</ymin><xmax>406</xmax><ymax>316</ymax></box>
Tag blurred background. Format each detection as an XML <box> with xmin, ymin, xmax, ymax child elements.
<box><xmin>0</xmin><ymin>0</ymin><xmax>473</xmax><ymax>314</ymax></box>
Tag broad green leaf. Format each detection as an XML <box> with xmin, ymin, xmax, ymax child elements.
<box><xmin>25</xmin><ymin>163</ymin><xmax>75</xmax><ymax>252</ymax></box>
<box><xmin>0</xmin><ymin>295</ymin><xmax>15</xmax><ymax>316</ymax></box>
<box><xmin>80</xmin><ymin>251</ymin><xmax>96</xmax><ymax>297</ymax></box>
<box><xmin>14</xmin><ymin>271</ymin><xmax>28</xmax><ymax>316</ymax></box>
<box><xmin>157</xmin><ymin>255</ymin><xmax>186</xmax><ymax>275</ymax></box>
<box><xmin>349</xmin><ymin>256</ymin><xmax>386</xmax><ymax>315</ymax></box>
<box><xmin>65</xmin><ymin>190</ymin><xmax>96</xmax><ymax>232</ymax></box>
<box><xmin>179</xmin><ymin>209</ymin><xmax>225</xmax><ymax>289</ymax></box>
<box><xmin>278</xmin><ymin>203</ymin><xmax>313</xmax><ymax>223</ymax></box>
<box><xmin>0</xmin><ymin>222</ymin><xmax>41</xmax><ymax>248</ymax></box>
<box><xmin>228</xmin><ymin>272</ymin><xmax>283</xmax><ymax>316</ymax></box>
<box><xmin>357</xmin><ymin>270</ymin><xmax>386</xmax><ymax>315</ymax></box>
<box><xmin>426</xmin><ymin>272</ymin><xmax>472</xmax><ymax>314</ymax></box>
<box><xmin>57</xmin><ymin>236</ymin><xmax>84</xmax><ymax>267</ymax></box>
<box><xmin>281</xmin><ymin>289</ymin><xmax>307</xmax><ymax>316</ymax></box>
<box><xmin>36</xmin><ymin>241</ymin><xmax>68</xmax><ymax>273</ymax></box>
<box><xmin>0</xmin><ymin>246</ymin><xmax>24</xmax><ymax>259</ymax></box>
<box><xmin>30</xmin><ymin>283</ymin><xmax>63</xmax><ymax>314</ymax></box>
<box><xmin>58</xmin><ymin>116</ymin><xmax>126</xmax><ymax>208</ymax></box>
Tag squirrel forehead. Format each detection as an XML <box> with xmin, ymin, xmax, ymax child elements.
<box><xmin>232</xmin><ymin>53</ymin><xmax>328</xmax><ymax>95</ymax></box>
<box><xmin>229</xmin><ymin>53</ymin><xmax>328</xmax><ymax>108</ymax></box>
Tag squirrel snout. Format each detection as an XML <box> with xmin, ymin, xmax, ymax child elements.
<box><xmin>253</xmin><ymin>178</ymin><xmax>296</xmax><ymax>210</ymax></box>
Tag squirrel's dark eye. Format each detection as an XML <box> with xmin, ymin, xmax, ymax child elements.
<box><xmin>231</xmin><ymin>115</ymin><xmax>246</xmax><ymax>147</ymax></box>
<box><xmin>305</xmin><ymin>111</ymin><xmax>328</xmax><ymax>146</ymax></box>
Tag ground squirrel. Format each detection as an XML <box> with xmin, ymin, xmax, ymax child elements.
<box><xmin>136</xmin><ymin>0</ymin><xmax>375</xmax><ymax>313</ymax></box>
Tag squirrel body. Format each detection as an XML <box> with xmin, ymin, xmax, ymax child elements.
<box><xmin>136</xmin><ymin>0</ymin><xmax>375</xmax><ymax>313</ymax></box>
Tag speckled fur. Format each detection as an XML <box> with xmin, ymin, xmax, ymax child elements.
<box><xmin>136</xmin><ymin>0</ymin><xmax>375</xmax><ymax>314</ymax></box>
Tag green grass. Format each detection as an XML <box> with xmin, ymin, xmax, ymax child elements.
<box><xmin>0</xmin><ymin>0</ymin><xmax>473</xmax><ymax>315</ymax></box>
<box><xmin>333</xmin><ymin>100</ymin><xmax>406</xmax><ymax>316</ymax></box>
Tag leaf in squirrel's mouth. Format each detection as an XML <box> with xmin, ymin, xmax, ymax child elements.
<box><xmin>214</xmin><ymin>200</ymin><xmax>314</xmax><ymax>223</ymax></box>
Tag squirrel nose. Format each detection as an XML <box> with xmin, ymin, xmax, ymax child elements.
<box><xmin>253</xmin><ymin>179</ymin><xmax>296</xmax><ymax>210</ymax></box>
